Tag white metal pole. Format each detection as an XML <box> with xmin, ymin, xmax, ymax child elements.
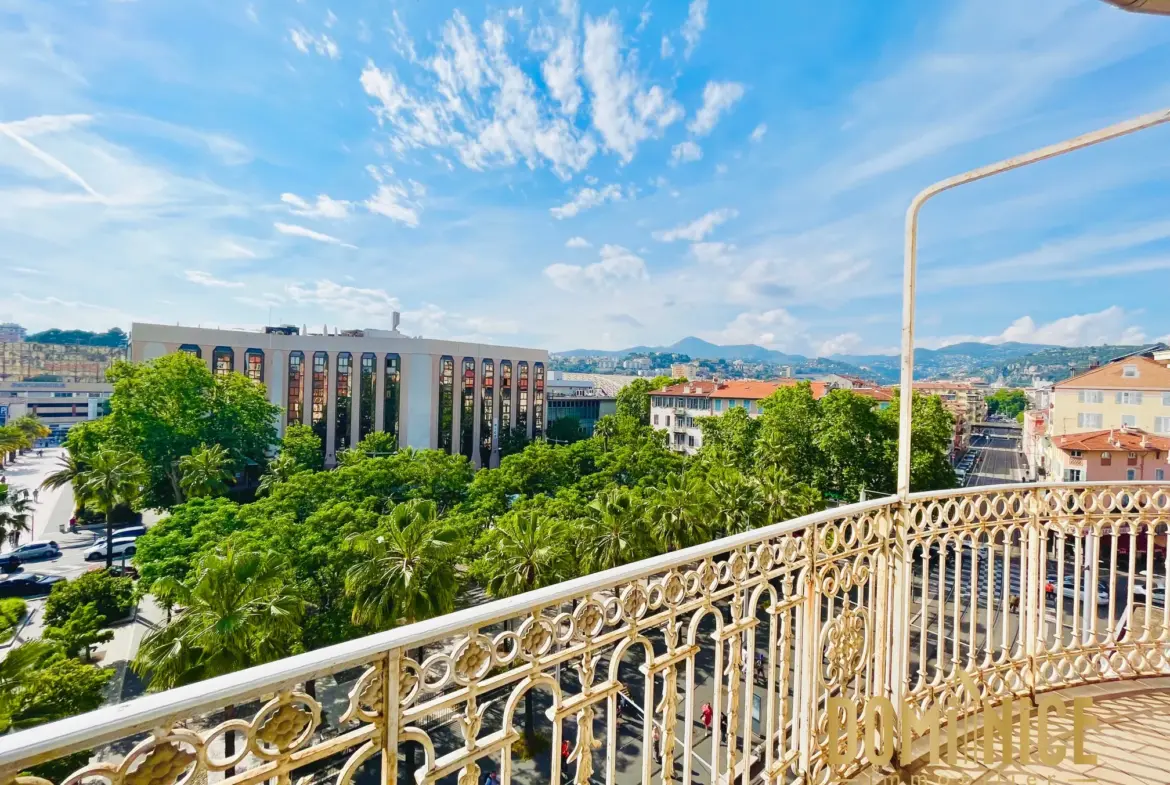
<box><xmin>896</xmin><ymin>107</ymin><xmax>1170</xmax><ymax>499</ymax></box>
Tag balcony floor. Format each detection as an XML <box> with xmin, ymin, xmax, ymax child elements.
<box><xmin>851</xmin><ymin>680</ymin><xmax>1170</xmax><ymax>785</ymax></box>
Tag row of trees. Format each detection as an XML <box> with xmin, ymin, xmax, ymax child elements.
<box><xmin>0</xmin><ymin>414</ymin><xmax>51</xmax><ymax>465</ymax></box>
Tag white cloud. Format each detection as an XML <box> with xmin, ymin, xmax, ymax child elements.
<box><xmin>541</xmin><ymin>35</ymin><xmax>582</xmax><ymax>116</ymax></box>
<box><xmin>544</xmin><ymin>244</ymin><xmax>648</xmax><ymax>290</ymax></box>
<box><xmin>680</xmin><ymin>0</ymin><xmax>707</xmax><ymax>58</ymax></box>
<box><xmin>714</xmin><ymin>163</ymin><xmax>728</xmax><ymax>175</ymax></box>
<box><xmin>566</xmin><ymin>236</ymin><xmax>591</xmax><ymax>248</ymax></box>
<box><xmin>364</xmin><ymin>183</ymin><xmax>420</xmax><ymax>227</ymax></box>
<box><xmin>691</xmin><ymin>241</ymin><xmax>735</xmax><ymax>265</ymax></box>
<box><xmin>274</xmin><ymin>222</ymin><xmax>356</xmax><ymax>248</ymax></box>
<box><xmin>918</xmin><ymin>307</ymin><xmax>1150</xmax><ymax>349</ymax></box>
<box><xmin>287</xmin><ymin>279</ymin><xmax>400</xmax><ymax>317</ymax></box>
<box><xmin>660</xmin><ymin>36</ymin><xmax>673</xmax><ymax>58</ymax></box>
<box><xmin>636</xmin><ymin>6</ymin><xmax>652</xmax><ymax>33</ymax></box>
<box><xmin>749</xmin><ymin>123</ymin><xmax>767</xmax><ymax>142</ymax></box>
<box><xmin>688</xmin><ymin>81</ymin><xmax>745</xmax><ymax>136</ymax></box>
<box><xmin>653</xmin><ymin>208</ymin><xmax>737</xmax><ymax>242</ymax></box>
<box><xmin>670</xmin><ymin>140</ymin><xmax>702</xmax><ymax>165</ymax></box>
<box><xmin>325</xmin><ymin>9</ymin><xmax>337</xmax><ymax>28</ymax></box>
<box><xmin>581</xmin><ymin>13</ymin><xmax>683</xmax><ymax>163</ymax></box>
<box><xmin>711</xmin><ymin>308</ymin><xmax>803</xmax><ymax>350</ymax></box>
<box><xmin>0</xmin><ymin>118</ymin><xmax>104</xmax><ymax>200</ymax></box>
<box><xmin>550</xmin><ymin>183</ymin><xmax>623</xmax><ymax>218</ymax></box>
<box><xmin>289</xmin><ymin>27</ymin><xmax>340</xmax><ymax>59</ymax></box>
<box><xmin>817</xmin><ymin>332</ymin><xmax>863</xmax><ymax>357</ymax></box>
<box><xmin>185</xmin><ymin>270</ymin><xmax>244</xmax><ymax>288</ymax></box>
<box><xmin>0</xmin><ymin>114</ymin><xmax>93</xmax><ymax>136</ymax></box>
<box><xmin>281</xmin><ymin>192</ymin><xmax>350</xmax><ymax>219</ymax></box>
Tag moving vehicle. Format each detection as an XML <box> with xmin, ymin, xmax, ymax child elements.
<box><xmin>83</xmin><ymin>538</ymin><xmax>139</xmax><ymax>562</ymax></box>
<box><xmin>0</xmin><ymin>573</ymin><xmax>65</xmax><ymax>597</ymax></box>
<box><xmin>1046</xmin><ymin>575</ymin><xmax>1111</xmax><ymax>605</ymax></box>
<box><xmin>110</xmin><ymin>525</ymin><xmax>148</xmax><ymax>540</ymax></box>
<box><xmin>1131</xmin><ymin>570</ymin><xmax>1167</xmax><ymax>599</ymax></box>
<box><xmin>2</xmin><ymin>541</ymin><xmax>60</xmax><ymax>562</ymax></box>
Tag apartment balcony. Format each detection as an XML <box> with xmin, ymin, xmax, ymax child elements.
<box><xmin>3</xmin><ymin>483</ymin><xmax>1170</xmax><ymax>785</ymax></box>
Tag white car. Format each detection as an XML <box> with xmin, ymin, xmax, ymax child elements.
<box><xmin>1132</xmin><ymin>570</ymin><xmax>1167</xmax><ymax>599</ymax></box>
<box><xmin>83</xmin><ymin>537</ymin><xmax>139</xmax><ymax>562</ymax></box>
<box><xmin>2</xmin><ymin>540</ymin><xmax>60</xmax><ymax>561</ymax></box>
<box><xmin>1054</xmin><ymin>576</ymin><xmax>1111</xmax><ymax>605</ymax></box>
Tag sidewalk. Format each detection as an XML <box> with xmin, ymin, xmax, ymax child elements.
<box><xmin>0</xmin><ymin>447</ymin><xmax>73</xmax><ymax>542</ymax></box>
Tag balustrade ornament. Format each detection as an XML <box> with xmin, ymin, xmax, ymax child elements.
<box><xmin>3</xmin><ymin>483</ymin><xmax>1170</xmax><ymax>785</ymax></box>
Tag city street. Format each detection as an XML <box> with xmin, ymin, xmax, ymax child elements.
<box><xmin>964</xmin><ymin>429</ymin><xmax>1023</xmax><ymax>486</ymax></box>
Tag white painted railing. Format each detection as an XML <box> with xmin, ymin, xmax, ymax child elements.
<box><xmin>2</xmin><ymin>482</ymin><xmax>1169</xmax><ymax>785</ymax></box>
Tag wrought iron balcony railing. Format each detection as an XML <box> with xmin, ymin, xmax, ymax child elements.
<box><xmin>2</xmin><ymin>482</ymin><xmax>1169</xmax><ymax>785</ymax></box>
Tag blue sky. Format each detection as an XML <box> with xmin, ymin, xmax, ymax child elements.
<box><xmin>3</xmin><ymin>0</ymin><xmax>1170</xmax><ymax>356</ymax></box>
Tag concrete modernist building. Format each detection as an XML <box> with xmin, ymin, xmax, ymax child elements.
<box><xmin>0</xmin><ymin>380</ymin><xmax>113</xmax><ymax>438</ymax></box>
<box><xmin>130</xmin><ymin>322</ymin><xmax>548</xmax><ymax>467</ymax></box>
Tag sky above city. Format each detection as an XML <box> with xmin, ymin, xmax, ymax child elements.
<box><xmin>3</xmin><ymin>0</ymin><xmax>1170</xmax><ymax>356</ymax></box>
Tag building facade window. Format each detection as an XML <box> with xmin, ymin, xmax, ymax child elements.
<box><xmin>517</xmin><ymin>362</ymin><xmax>529</xmax><ymax>432</ymax></box>
<box><xmin>437</xmin><ymin>356</ymin><xmax>454</xmax><ymax>454</ymax></box>
<box><xmin>335</xmin><ymin>352</ymin><xmax>353</xmax><ymax>453</ymax></box>
<box><xmin>179</xmin><ymin>344</ymin><xmax>202</xmax><ymax>359</ymax></box>
<box><xmin>1077</xmin><ymin>413</ymin><xmax>1103</xmax><ymax>429</ymax></box>
<box><xmin>1122</xmin><ymin>415</ymin><xmax>1137</xmax><ymax>428</ymax></box>
<box><xmin>1069</xmin><ymin>450</ymin><xmax>1082</xmax><ymax>458</ymax></box>
<box><xmin>287</xmin><ymin>351</ymin><xmax>304</xmax><ymax>426</ymax></box>
<box><xmin>1101</xmin><ymin>452</ymin><xmax>1112</xmax><ymax>466</ymax></box>
<box><xmin>1123</xmin><ymin>364</ymin><xmax>1139</xmax><ymax>378</ymax></box>
<box><xmin>384</xmin><ymin>354</ymin><xmax>401</xmax><ymax>441</ymax></box>
<box><xmin>1128</xmin><ymin>451</ymin><xmax>1138</xmax><ymax>465</ymax></box>
<box><xmin>1077</xmin><ymin>390</ymin><xmax>1105</xmax><ymax>404</ymax></box>
<box><xmin>499</xmin><ymin>361</ymin><xmax>512</xmax><ymax>432</ymax></box>
<box><xmin>481</xmin><ymin>360</ymin><xmax>494</xmax><ymax>459</ymax></box>
<box><xmin>1155</xmin><ymin>417</ymin><xmax>1170</xmax><ymax>434</ymax></box>
<box><xmin>653</xmin><ymin>414</ymin><xmax>659</xmax><ymax>425</ymax></box>
<box><xmin>359</xmin><ymin>353</ymin><xmax>376</xmax><ymax>442</ymax></box>
<box><xmin>1116</xmin><ymin>391</ymin><xmax>1144</xmax><ymax>405</ymax></box>
<box><xmin>533</xmin><ymin>362</ymin><xmax>545</xmax><ymax>438</ymax></box>
<box><xmin>1163</xmin><ymin>392</ymin><xmax>1170</xmax><ymax>406</ymax></box>
<box><xmin>1127</xmin><ymin>469</ymin><xmax>1137</xmax><ymax>481</ymax></box>
<box><xmin>688</xmin><ymin>434</ymin><xmax>695</xmax><ymax>448</ymax></box>
<box><xmin>245</xmin><ymin>349</ymin><xmax>264</xmax><ymax>384</ymax></box>
<box><xmin>213</xmin><ymin>347</ymin><xmax>234</xmax><ymax>377</ymax></box>
<box><xmin>460</xmin><ymin>358</ymin><xmax>476</xmax><ymax>462</ymax></box>
<box><xmin>311</xmin><ymin>351</ymin><xmax>329</xmax><ymax>453</ymax></box>
<box><xmin>1065</xmin><ymin>468</ymin><xmax>1083</xmax><ymax>482</ymax></box>
<box><xmin>1157</xmin><ymin>469</ymin><xmax>1165</xmax><ymax>481</ymax></box>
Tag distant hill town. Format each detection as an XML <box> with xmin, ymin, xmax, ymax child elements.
<box><xmin>553</xmin><ymin>336</ymin><xmax>1166</xmax><ymax>386</ymax></box>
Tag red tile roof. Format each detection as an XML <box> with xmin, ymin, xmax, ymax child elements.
<box><xmin>654</xmin><ymin>380</ymin><xmax>718</xmax><ymax>396</ymax></box>
<box><xmin>1055</xmin><ymin>356</ymin><xmax>1170</xmax><ymax>390</ymax></box>
<box><xmin>709</xmin><ymin>380</ymin><xmax>790</xmax><ymax>399</ymax></box>
<box><xmin>1052</xmin><ymin>429</ymin><xmax>1170</xmax><ymax>453</ymax></box>
<box><xmin>851</xmin><ymin>386</ymin><xmax>893</xmax><ymax>402</ymax></box>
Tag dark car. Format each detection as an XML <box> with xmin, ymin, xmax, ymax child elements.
<box><xmin>0</xmin><ymin>573</ymin><xmax>65</xmax><ymax>597</ymax></box>
<box><xmin>0</xmin><ymin>554</ymin><xmax>19</xmax><ymax>573</ymax></box>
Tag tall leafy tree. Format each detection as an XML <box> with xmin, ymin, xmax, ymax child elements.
<box><xmin>0</xmin><ymin>425</ymin><xmax>30</xmax><ymax>465</ymax></box>
<box><xmin>880</xmin><ymin>392</ymin><xmax>956</xmax><ymax>492</ymax></box>
<box><xmin>345</xmin><ymin>499</ymin><xmax>459</xmax><ymax>629</ymax></box>
<box><xmin>44</xmin><ymin>603</ymin><xmax>114</xmax><ymax>661</ymax></box>
<box><xmin>0</xmin><ymin>486</ymin><xmax>33</xmax><ymax>547</ymax></box>
<box><xmin>577</xmin><ymin>487</ymin><xmax>647</xmax><ymax>572</ymax></box>
<box><xmin>79</xmin><ymin>449</ymin><xmax>146</xmax><ymax>568</ymax></box>
<box><xmin>0</xmin><ymin>640</ymin><xmax>109</xmax><ymax>735</ymax></box>
<box><xmin>279</xmin><ymin>423</ymin><xmax>325</xmax><ymax>471</ymax></box>
<box><xmin>101</xmin><ymin>353</ymin><xmax>279</xmax><ymax>508</ymax></box>
<box><xmin>593</xmin><ymin>415</ymin><xmax>617</xmax><ymax>452</ymax></box>
<box><xmin>178</xmin><ymin>444</ymin><xmax>234</xmax><ymax>500</ymax></box>
<box><xmin>256</xmin><ymin>452</ymin><xmax>304</xmax><ymax>496</ymax></box>
<box><xmin>614</xmin><ymin>376</ymin><xmax>674</xmax><ymax>425</ymax></box>
<box><xmin>41</xmin><ymin>449</ymin><xmax>88</xmax><ymax>497</ymax></box>
<box><xmin>10</xmin><ymin>415</ymin><xmax>50</xmax><ymax>445</ymax></box>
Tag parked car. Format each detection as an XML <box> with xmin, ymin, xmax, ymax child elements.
<box><xmin>83</xmin><ymin>538</ymin><xmax>139</xmax><ymax>562</ymax></box>
<box><xmin>0</xmin><ymin>573</ymin><xmax>65</xmax><ymax>597</ymax></box>
<box><xmin>1131</xmin><ymin>570</ymin><xmax>1167</xmax><ymax>599</ymax></box>
<box><xmin>0</xmin><ymin>554</ymin><xmax>20</xmax><ymax>573</ymax></box>
<box><xmin>2</xmin><ymin>541</ymin><xmax>60</xmax><ymax>562</ymax></box>
<box><xmin>1047</xmin><ymin>575</ymin><xmax>1111</xmax><ymax>605</ymax></box>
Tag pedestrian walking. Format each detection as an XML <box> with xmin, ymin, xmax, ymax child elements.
<box><xmin>32</xmin><ymin>488</ymin><xmax>39</xmax><ymax>502</ymax></box>
<box><xmin>700</xmin><ymin>702</ymin><xmax>713</xmax><ymax>735</ymax></box>
<box><xmin>652</xmin><ymin>725</ymin><xmax>661</xmax><ymax>763</ymax></box>
<box><xmin>562</xmin><ymin>739</ymin><xmax>570</xmax><ymax>763</ymax></box>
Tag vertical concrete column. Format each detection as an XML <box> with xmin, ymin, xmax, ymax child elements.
<box><xmin>471</xmin><ymin>358</ymin><xmax>482</xmax><ymax>469</ymax></box>
<box><xmin>451</xmin><ymin>361</ymin><xmax>462</xmax><ymax>460</ymax></box>
<box><xmin>325</xmin><ymin>350</ymin><xmax>338</xmax><ymax>465</ymax></box>
<box><xmin>302</xmin><ymin>350</ymin><xmax>313</xmax><ymax>428</ymax></box>
<box><xmin>373</xmin><ymin>353</ymin><xmax>386</xmax><ymax>435</ymax></box>
<box><xmin>350</xmin><ymin>356</ymin><xmax>362</xmax><ymax>449</ymax></box>
<box><xmin>268</xmin><ymin>349</ymin><xmax>285</xmax><ymax>439</ymax></box>
<box><xmin>200</xmin><ymin>345</ymin><xmax>215</xmax><ymax>372</ymax></box>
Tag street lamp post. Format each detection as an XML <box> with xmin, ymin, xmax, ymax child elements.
<box><xmin>895</xmin><ymin>107</ymin><xmax>1170</xmax><ymax>499</ymax></box>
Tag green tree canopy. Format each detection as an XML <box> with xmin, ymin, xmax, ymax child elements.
<box><xmin>0</xmin><ymin>640</ymin><xmax>110</xmax><ymax>735</ymax></box>
<box><xmin>44</xmin><ymin>603</ymin><xmax>114</xmax><ymax>661</ymax></box>
<box><xmin>545</xmin><ymin>415</ymin><xmax>586</xmax><ymax>444</ymax></box>
<box><xmin>279</xmin><ymin>423</ymin><xmax>325</xmax><ymax>471</ymax></box>
<box><xmin>615</xmin><ymin>375</ymin><xmax>674</xmax><ymax>425</ymax></box>
<box><xmin>178</xmin><ymin>444</ymin><xmax>233</xmax><ymax>499</ymax></box>
<box><xmin>986</xmin><ymin>388</ymin><xmax>1028</xmax><ymax>419</ymax></box>
<box><xmin>44</xmin><ymin>569</ymin><xmax>134</xmax><ymax>628</ymax></box>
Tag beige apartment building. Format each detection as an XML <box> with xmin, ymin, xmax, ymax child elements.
<box><xmin>1048</xmin><ymin>351</ymin><xmax>1170</xmax><ymax>437</ymax></box>
<box><xmin>130</xmin><ymin>322</ymin><xmax>548</xmax><ymax>468</ymax></box>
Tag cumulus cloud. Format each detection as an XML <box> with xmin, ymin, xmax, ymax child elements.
<box><xmin>286</xmin><ymin>279</ymin><xmax>400</xmax><ymax>317</ymax></box>
<box><xmin>550</xmin><ymin>183</ymin><xmax>624</xmax><ymax>218</ymax></box>
<box><xmin>688</xmin><ymin>81</ymin><xmax>745</xmax><ymax>136</ymax></box>
<box><xmin>544</xmin><ymin>244</ymin><xmax>648</xmax><ymax>290</ymax></box>
<box><xmin>566</xmin><ymin>236</ymin><xmax>591</xmax><ymax>248</ymax></box>
<box><xmin>185</xmin><ymin>270</ymin><xmax>244</xmax><ymax>288</ymax></box>
<box><xmin>365</xmin><ymin>183</ymin><xmax>421</xmax><ymax>227</ymax></box>
<box><xmin>274</xmin><ymin>222</ymin><xmax>356</xmax><ymax>248</ymax></box>
<box><xmin>918</xmin><ymin>306</ymin><xmax>1151</xmax><ymax>349</ymax></box>
<box><xmin>653</xmin><ymin>208</ymin><xmax>737</xmax><ymax>242</ymax></box>
<box><xmin>680</xmin><ymin>0</ymin><xmax>707</xmax><ymax>58</ymax></box>
<box><xmin>817</xmin><ymin>332</ymin><xmax>863</xmax><ymax>357</ymax></box>
<box><xmin>691</xmin><ymin>241</ymin><xmax>735</xmax><ymax>265</ymax></box>
<box><xmin>289</xmin><ymin>27</ymin><xmax>340</xmax><ymax>59</ymax></box>
<box><xmin>671</xmin><ymin>140</ymin><xmax>702</xmax><ymax>165</ymax></box>
<box><xmin>750</xmin><ymin>123</ymin><xmax>767</xmax><ymax>142</ymax></box>
<box><xmin>281</xmin><ymin>192</ymin><xmax>350</xmax><ymax>219</ymax></box>
<box><xmin>711</xmin><ymin>308</ymin><xmax>803</xmax><ymax>350</ymax></box>
<box><xmin>581</xmin><ymin>13</ymin><xmax>684</xmax><ymax>162</ymax></box>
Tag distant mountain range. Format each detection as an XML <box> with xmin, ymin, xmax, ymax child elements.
<box><xmin>554</xmin><ymin>337</ymin><xmax>1160</xmax><ymax>384</ymax></box>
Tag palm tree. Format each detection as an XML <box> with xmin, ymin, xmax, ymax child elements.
<box><xmin>644</xmin><ymin>473</ymin><xmax>712</xmax><ymax>553</ymax></box>
<box><xmin>706</xmin><ymin>467</ymin><xmax>764</xmax><ymax>536</ymax></box>
<box><xmin>752</xmin><ymin>465</ymin><xmax>822</xmax><ymax>525</ymax></box>
<box><xmin>178</xmin><ymin>444</ymin><xmax>233</xmax><ymax>499</ymax></box>
<box><xmin>0</xmin><ymin>425</ymin><xmax>30</xmax><ymax>466</ymax></box>
<box><xmin>593</xmin><ymin>415</ymin><xmax>618</xmax><ymax>452</ymax></box>
<box><xmin>41</xmin><ymin>449</ymin><xmax>86</xmax><ymax>494</ymax></box>
<box><xmin>256</xmin><ymin>453</ymin><xmax>301</xmax><ymax>496</ymax></box>
<box><xmin>345</xmin><ymin>499</ymin><xmax>458</xmax><ymax>629</ymax></box>
<box><xmin>0</xmin><ymin>487</ymin><xmax>33</xmax><ymax>547</ymax></box>
<box><xmin>134</xmin><ymin>548</ymin><xmax>306</xmax><ymax>773</ymax></box>
<box><xmin>578</xmin><ymin>487</ymin><xmax>647</xmax><ymax>573</ymax></box>
<box><xmin>79</xmin><ymin>450</ymin><xmax>146</xmax><ymax>568</ymax></box>
<box><xmin>480</xmin><ymin>510</ymin><xmax>570</xmax><ymax>744</ymax></box>
<box><xmin>10</xmin><ymin>415</ymin><xmax>50</xmax><ymax>448</ymax></box>
<box><xmin>0</xmin><ymin>640</ymin><xmax>61</xmax><ymax>733</ymax></box>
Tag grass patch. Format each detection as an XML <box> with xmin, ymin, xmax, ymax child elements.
<box><xmin>0</xmin><ymin>597</ymin><xmax>28</xmax><ymax>643</ymax></box>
